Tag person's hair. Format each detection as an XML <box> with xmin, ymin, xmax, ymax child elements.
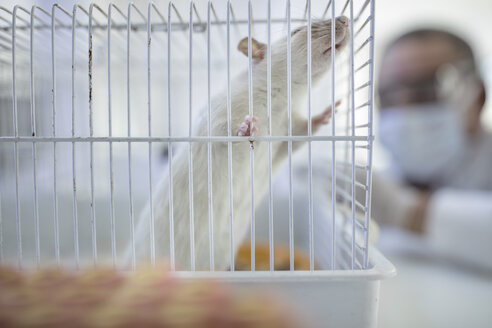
<box><xmin>383</xmin><ymin>28</ymin><xmax>477</xmax><ymax>70</ymax></box>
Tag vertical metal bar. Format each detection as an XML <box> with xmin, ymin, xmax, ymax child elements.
<box><xmin>364</xmin><ymin>0</ymin><xmax>375</xmax><ymax>269</ymax></box>
<box><xmin>207</xmin><ymin>0</ymin><xmax>214</xmax><ymax>271</ymax></box>
<box><xmin>247</xmin><ymin>0</ymin><xmax>255</xmax><ymax>272</ymax></box>
<box><xmin>71</xmin><ymin>5</ymin><xmax>79</xmax><ymax>269</ymax></box>
<box><xmin>188</xmin><ymin>0</ymin><xmax>195</xmax><ymax>271</ymax></box>
<box><xmin>127</xmin><ymin>3</ymin><xmax>135</xmax><ymax>271</ymax></box>
<box><xmin>226</xmin><ymin>0</ymin><xmax>234</xmax><ymax>272</ymax></box>
<box><xmin>267</xmin><ymin>0</ymin><xmax>274</xmax><ymax>272</ymax></box>
<box><xmin>302</xmin><ymin>0</ymin><xmax>308</xmax><ymax>19</ymax></box>
<box><xmin>342</xmin><ymin>60</ymin><xmax>353</xmax><ymax>233</ymax></box>
<box><xmin>51</xmin><ymin>5</ymin><xmax>60</xmax><ymax>265</ymax></box>
<box><xmin>88</xmin><ymin>4</ymin><xmax>97</xmax><ymax>265</ymax></box>
<box><xmin>228</xmin><ymin>4</ymin><xmax>240</xmax><ymax>39</ymax></box>
<box><xmin>167</xmin><ymin>1</ymin><xmax>175</xmax><ymax>271</ymax></box>
<box><xmin>30</xmin><ymin>6</ymin><xmax>40</xmax><ymax>267</ymax></box>
<box><xmin>108</xmin><ymin>4</ymin><xmax>116</xmax><ymax>267</ymax></box>
<box><xmin>306</xmin><ymin>0</ymin><xmax>314</xmax><ymax>271</ymax></box>
<box><xmin>345</xmin><ymin>61</ymin><xmax>351</xmax><ymax>160</ymax></box>
<box><xmin>209</xmin><ymin>4</ymin><xmax>224</xmax><ymax>52</ymax></box>
<box><xmin>349</xmin><ymin>0</ymin><xmax>356</xmax><ymax>270</ymax></box>
<box><xmin>287</xmin><ymin>0</ymin><xmax>294</xmax><ymax>272</ymax></box>
<box><xmin>12</xmin><ymin>6</ymin><xmax>22</xmax><ymax>269</ymax></box>
<box><xmin>344</xmin><ymin>5</ymin><xmax>352</xmax><ymax>256</ymax></box>
<box><xmin>147</xmin><ymin>1</ymin><xmax>170</xmax><ymax>266</ymax></box>
<box><xmin>322</xmin><ymin>0</ymin><xmax>332</xmax><ymax>19</ymax></box>
<box><xmin>330</xmin><ymin>0</ymin><xmax>337</xmax><ymax>270</ymax></box>
<box><xmin>307</xmin><ymin>0</ymin><xmax>314</xmax><ymax>272</ymax></box>
<box><xmin>147</xmin><ymin>3</ymin><xmax>155</xmax><ymax>267</ymax></box>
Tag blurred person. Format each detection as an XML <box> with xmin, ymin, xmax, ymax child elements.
<box><xmin>370</xmin><ymin>29</ymin><xmax>492</xmax><ymax>269</ymax></box>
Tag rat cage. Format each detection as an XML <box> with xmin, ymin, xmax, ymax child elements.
<box><xmin>0</xmin><ymin>0</ymin><xmax>395</xmax><ymax>327</ymax></box>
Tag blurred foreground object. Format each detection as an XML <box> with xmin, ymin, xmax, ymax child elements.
<box><xmin>0</xmin><ymin>266</ymin><xmax>302</xmax><ymax>328</ymax></box>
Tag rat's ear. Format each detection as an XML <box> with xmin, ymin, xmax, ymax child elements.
<box><xmin>237</xmin><ymin>37</ymin><xmax>266</xmax><ymax>61</ymax></box>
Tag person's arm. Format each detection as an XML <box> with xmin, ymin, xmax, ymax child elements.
<box><xmin>368</xmin><ymin>171</ymin><xmax>492</xmax><ymax>270</ymax></box>
<box><xmin>359</xmin><ymin>169</ymin><xmax>427</xmax><ymax>231</ymax></box>
<box><xmin>404</xmin><ymin>191</ymin><xmax>431</xmax><ymax>234</ymax></box>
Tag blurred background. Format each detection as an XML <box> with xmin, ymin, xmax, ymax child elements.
<box><xmin>0</xmin><ymin>0</ymin><xmax>491</xmax><ymax>327</ymax></box>
<box><xmin>374</xmin><ymin>1</ymin><xmax>492</xmax><ymax>328</ymax></box>
<box><xmin>374</xmin><ymin>0</ymin><xmax>492</xmax><ymax>167</ymax></box>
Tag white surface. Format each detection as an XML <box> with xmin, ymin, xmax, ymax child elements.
<box><xmin>377</xmin><ymin>230</ymin><xmax>492</xmax><ymax>328</ymax></box>
<box><xmin>427</xmin><ymin>188</ymin><xmax>492</xmax><ymax>271</ymax></box>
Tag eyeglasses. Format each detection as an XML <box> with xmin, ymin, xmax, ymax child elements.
<box><xmin>378</xmin><ymin>60</ymin><xmax>477</xmax><ymax>109</ymax></box>
<box><xmin>378</xmin><ymin>76</ymin><xmax>438</xmax><ymax>108</ymax></box>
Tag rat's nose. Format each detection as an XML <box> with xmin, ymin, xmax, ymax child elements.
<box><xmin>336</xmin><ymin>16</ymin><xmax>349</xmax><ymax>27</ymax></box>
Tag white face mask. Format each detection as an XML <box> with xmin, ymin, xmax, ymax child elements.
<box><xmin>378</xmin><ymin>103</ymin><xmax>467</xmax><ymax>184</ymax></box>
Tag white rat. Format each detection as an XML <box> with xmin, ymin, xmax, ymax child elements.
<box><xmin>126</xmin><ymin>16</ymin><xmax>350</xmax><ymax>270</ymax></box>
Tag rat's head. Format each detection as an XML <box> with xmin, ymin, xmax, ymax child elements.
<box><xmin>238</xmin><ymin>16</ymin><xmax>350</xmax><ymax>85</ymax></box>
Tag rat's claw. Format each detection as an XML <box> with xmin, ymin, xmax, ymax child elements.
<box><xmin>237</xmin><ymin>115</ymin><xmax>259</xmax><ymax>137</ymax></box>
<box><xmin>244</xmin><ymin>115</ymin><xmax>258</xmax><ymax>124</ymax></box>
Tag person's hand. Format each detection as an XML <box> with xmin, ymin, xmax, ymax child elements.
<box><xmin>368</xmin><ymin>171</ymin><xmax>432</xmax><ymax>233</ymax></box>
<box><xmin>403</xmin><ymin>191</ymin><xmax>431</xmax><ymax>234</ymax></box>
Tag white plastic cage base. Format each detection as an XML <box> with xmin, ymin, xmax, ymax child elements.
<box><xmin>172</xmin><ymin>247</ymin><xmax>396</xmax><ymax>328</ymax></box>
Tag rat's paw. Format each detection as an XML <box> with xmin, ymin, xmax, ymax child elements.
<box><xmin>315</xmin><ymin>107</ymin><xmax>333</xmax><ymax>125</ymax></box>
<box><xmin>312</xmin><ymin>100</ymin><xmax>341</xmax><ymax>127</ymax></box>
<box><xmin>237</xmin><ymin>115</ymin><xmax>258</xmax><ymax>137</ymax></box>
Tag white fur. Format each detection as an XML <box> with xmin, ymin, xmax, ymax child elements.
<box><xmin>125</xmin><ymin>18</ymin><xmax>349</xmax><ymax>270</ymax></box>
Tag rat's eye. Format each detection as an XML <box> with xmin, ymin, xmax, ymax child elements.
<box><xmin>291</xmin><ymin>28</ymin><xmax>301</xmax><ymax>36</ymax></box>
